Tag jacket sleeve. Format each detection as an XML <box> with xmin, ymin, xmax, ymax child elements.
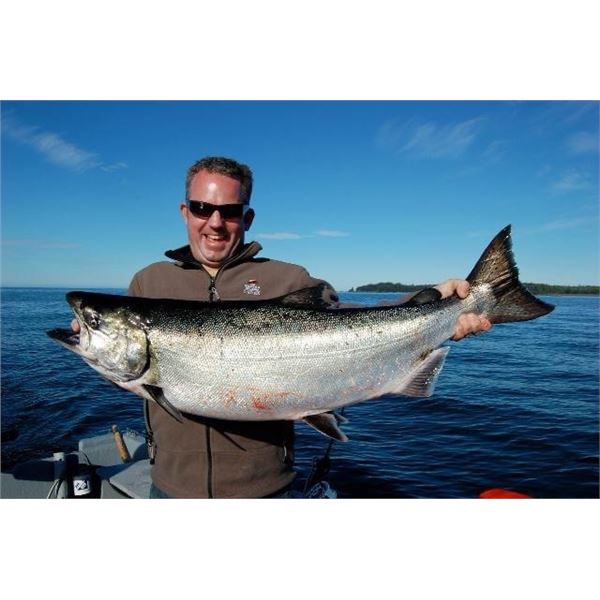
<box><xmin>127</xmin><ymin>273</ymin><xmax>143</xmax><ymax>297</ymax></box>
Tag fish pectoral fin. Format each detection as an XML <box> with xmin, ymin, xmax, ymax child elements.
<box><xmin>302</xmin><ymin>412</ymin><xmax>349</xmax><ymax>442</ymax></box>
<box><xmin>397</xmin><ymin>347</ymin><xmax>450</xmax><ymax>397</ymax></box>
<box><xmin>401</xmin><ymin>287</ymin><xmax>442</xmax><ymax>307</ymax></box>
<box><xmin>142</xmin><ymin>384</ymin><xmax>184</xmax><ymax>423</ymax></box>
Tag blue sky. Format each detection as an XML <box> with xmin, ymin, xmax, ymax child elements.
<box><xmin>1</xmin><ymin>100</ymin><xmax>598</xmax><ymax>290</ymax></box>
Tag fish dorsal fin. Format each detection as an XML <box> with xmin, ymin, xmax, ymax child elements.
<box><xmin>143</xmin><ymin>384</ymin><xmax>184</xmax><ymax>423</ymax></box>
<box><xmin>302</xmin><ymin>412</ymin><xmax>349</xmax><ymax>442</ymax></box>
<box><xmin>276</xmin><ymin>284</ymin><xmax>337</xmax><ymax>309</ymax></box>
<box><xmin>397</xmin><ymin>347</ymin><xmax>450</xmax><ymax>397</ymax></box>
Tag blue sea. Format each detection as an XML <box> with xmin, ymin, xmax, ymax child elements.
<box><xmin>1</xmin><ymin>288</ymin><xmax>598</xmax><ymax>498</ymax></box>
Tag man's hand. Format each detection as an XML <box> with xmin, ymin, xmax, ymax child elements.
<box><xmin>434</xmin><ymin>278</ymin><xmax>492</xmax><ymax>341</ymax></box>
<box><xmin>71</xmin><ymin>319</ymin><xmax>80</xmax><ymax>333</ymax></box>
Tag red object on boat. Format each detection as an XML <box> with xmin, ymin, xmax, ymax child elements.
<box><xmin>480</xmin><ymin>488</ymin><xmax>532</xmax><ymax>499</ymax></box>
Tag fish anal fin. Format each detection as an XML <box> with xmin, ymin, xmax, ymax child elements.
<box><xmin>143</xmin><ymin>384</ymin><xmax>184</xmax><ymax>423</ymax></box>
<box><xmin>396</xmin><ymin>347</ymin><xmax>450</xmax><ymax>397</ymax></box>
<box><xmin>303</xmin><ymin>412</ymin><xmax>349</xmax><ymax>442</ymax></box>
<box><xmin>333</xmin><ymin>411</ymin><xmax>349</xmax><ymax>425</ymax></box>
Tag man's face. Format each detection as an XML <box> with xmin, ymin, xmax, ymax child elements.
<box><xmin>181</xmin><ymin>170</ymin><xmax>254</xmax><ymax>269</ymax></box>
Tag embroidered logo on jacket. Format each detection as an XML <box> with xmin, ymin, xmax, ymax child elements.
<box><xmin>243</xmin><ymin>280</ymin><xmax>261</xmax><ymax>296</ymax></box>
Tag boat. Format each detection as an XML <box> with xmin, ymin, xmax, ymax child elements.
<box><xmin>1</xmin><ymin>425</ymin><xmax>338</xmax><ymax>499</ymax></box>
<box><xmin>1</xmin><ymin>426</ymin><xmax>151</xmax><ymax>499</ymax></box>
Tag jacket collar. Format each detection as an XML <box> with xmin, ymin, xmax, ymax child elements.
<box><xmin>165</xmin><ymin>241</ymin><xmax>263</xmax><ymax>270</ymax></box>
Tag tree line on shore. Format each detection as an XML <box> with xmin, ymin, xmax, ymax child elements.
<box><xmin>350</xmin><ymin>282</ymin><xmax>599</xmax><ymax>295</ymax></box>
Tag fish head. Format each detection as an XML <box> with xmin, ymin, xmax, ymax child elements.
<box><xmin>47</xmin><ymin>291</ymin><xmax>149</xmax><ymax>383</ymax></box>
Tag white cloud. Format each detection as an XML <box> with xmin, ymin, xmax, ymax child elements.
<box><xmin>523</xmin><ymin>218</ymin><xmax>594</xmax><ymax>234</ymax></box>
<box><xmin>551</xmin><ymin>169</ymin><xmax>593</xmax><ymax>193</ymax></box>
<box><xmin>256</xmin><ymin>232</ymin><xmax>306</xmax><ymax>240</ymax></box>
<box><xmin>528</xmin><ymin>102</ymin><xmax>597</xmax><ymax>132</ymax></box>
<box><xmin>1</xmin><ymin>239</ymin><xmax>80</xmax><ymax>249</ymax></box>
<box><xmin>469</xmin><ymin>218</ymin><xmax>595</xmax><ymax>239</ymax></box>
<box><xmin>376</xmin><ymin>116</ymin><xmax>485</xmax><ymax>159</ymax></box>
<box><xmin>566</xmin><ymin>131</ymin><xmax>598</xmax><ymax>155</ymax></box>
<box><xmin>315</xmin><ymin>229</ymin><xmax>349</xmax><ymax>237</ymax></box>
<box><xmin>1</xmin><ymin>113</ymin><xmax>126</xmax><ymax>172</ymax></box>
<box><xmin>481</xmin><ymin>140</ymin><xmax>507</xmax><ymax>164</ymax></box>
<box><xmin>561</xmin><ymin>102</ymin><xmax>598</xmax><ymax>125</ymax></box>
<box><xmin>257</xmin><ymin>229</ymin><xmax>350</xmax><ymax>240</ymax></box>
<box><xmin>101</xmin><ymin>161</ymin><xmax>128</xmax><ymax>172</ymax></box>
<box><xmin>536</xmin><ymin>164</ymin><xmax>552</xmax><ymax>178</ymax></box>
<box><xmin>466</xmin><ymin>230</ymin><xmax>491</xmax><ymax>238</ymax></box>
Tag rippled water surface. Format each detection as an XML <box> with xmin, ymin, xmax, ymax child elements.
<box><xmin>1</xmin><ymin>288</ymin><xmax>598</xmax><ymax>498</ymax></box>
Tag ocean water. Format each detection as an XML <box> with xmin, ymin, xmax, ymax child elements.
<box><xmin>1</xmin><ymin>288</ymin><xmax>598</xmax><ymax>498</ymax></box>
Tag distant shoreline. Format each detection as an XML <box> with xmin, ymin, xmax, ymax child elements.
<box><xmin>349</xmin><ymin>283</ymin><xmax>599</xmax><ymax>295</ymax></box>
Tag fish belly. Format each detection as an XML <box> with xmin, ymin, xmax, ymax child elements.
<box><xmin>148</xmin><ymin>303</ymin><xmax>464</xmax><ymax>421</ymax></box>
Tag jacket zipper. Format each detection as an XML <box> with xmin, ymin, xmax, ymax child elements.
<box><xmin>159</xmin><ymin>244</ymin><xmax>258</xmax><ymax>498</ymax></box>
<box><xmin>208</xmin><ymin>276</ymin><xmax>220</xmax><ymax>302</ymax></box>
<box><xmin>206</xmin><ymin>426</ymin><xmax>213</xmax><ymax>498</ymax></box>
<box><xmin>206</xmin><ymin>272</ymin><xmax>219</xmax><ymax>498</ymax></box>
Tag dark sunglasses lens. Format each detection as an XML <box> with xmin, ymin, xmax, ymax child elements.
<box><xmin>188</xmin><ymin>201</ymin><xmax>244</xmax><ymax>220</ymax></box>
<box><xmin>187</xmin><ymin>202</ymin><xmax>211</xmax><ymax>218</ymax></box>
<box><xmin>219</xmin><ymin>204</ymin><xmax>245</xmax><ymax>219</ymax></box>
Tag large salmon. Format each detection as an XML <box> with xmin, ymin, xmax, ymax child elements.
<box><xmin>47</xmin><ymin>225</ymin><xmax>554</xmax><ymax>440</ymax></box>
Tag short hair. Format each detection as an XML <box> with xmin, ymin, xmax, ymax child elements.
<box><xmin>185</xmin><ymin>156</ymin><xmax>253</xmax><ymax>204</ymax></box>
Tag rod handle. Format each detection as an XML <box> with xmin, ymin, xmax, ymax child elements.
<box><xmin>112</xmin><ymin>425</ymin><xmax>132</xmax><ymax>463</ymax></box>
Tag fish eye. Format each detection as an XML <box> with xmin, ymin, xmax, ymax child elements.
<box><xmin>84</xmin><ymin>308</ymin><xmax>100</xmax><ymax>329</ymax></box>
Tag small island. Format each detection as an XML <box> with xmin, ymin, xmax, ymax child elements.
<box><xmin>349</xmin><ymin>282</ymin><xmax>599</xmax><ymax>295</ymax></box>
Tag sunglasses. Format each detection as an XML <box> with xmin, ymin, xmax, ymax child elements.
<box><xmin>186</xmin><ymin>200</ymin><xmax>249</xmax><ymax>221</ymax></box>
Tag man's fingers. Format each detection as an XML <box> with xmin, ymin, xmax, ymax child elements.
<box><xmin>456</xmin><ymin>280</ymin><xmax>470</xmax><ymax>299</ymax></box>
<box><xmin>452</xmin><ymin>314</ymin><xmax>492</xmax><ymax>340</ymax></box>
<box><xmin>435</xmin><ymin>278</ymin><xmax>471</xmax><ymax>299</ymax></box>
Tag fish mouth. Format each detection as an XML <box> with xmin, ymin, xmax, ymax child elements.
<box><xmin>49</xmin><ymin>291</ymin><xmax>89</xmax><ymax>354</ymax></box>
<box><xmin>47</xmin><ymin>327</ymin><xmax>81</xmax><ymax>350</ymax></box>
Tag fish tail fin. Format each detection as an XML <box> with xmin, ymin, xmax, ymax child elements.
<box><xmin>466</xmin><ymin>225</ymin><xmax>554</xmax><ymax>324</ymax></box>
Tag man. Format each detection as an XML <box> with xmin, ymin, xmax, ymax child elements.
<box><xmin>127</xmin><ymin>157</ymin><xmax>340</xmax><ymax>499</ymax></box>
<box><xmin>73</xmin><ymin>156</ymin><xmax>491</xmax><ymax>498</ymax></box>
